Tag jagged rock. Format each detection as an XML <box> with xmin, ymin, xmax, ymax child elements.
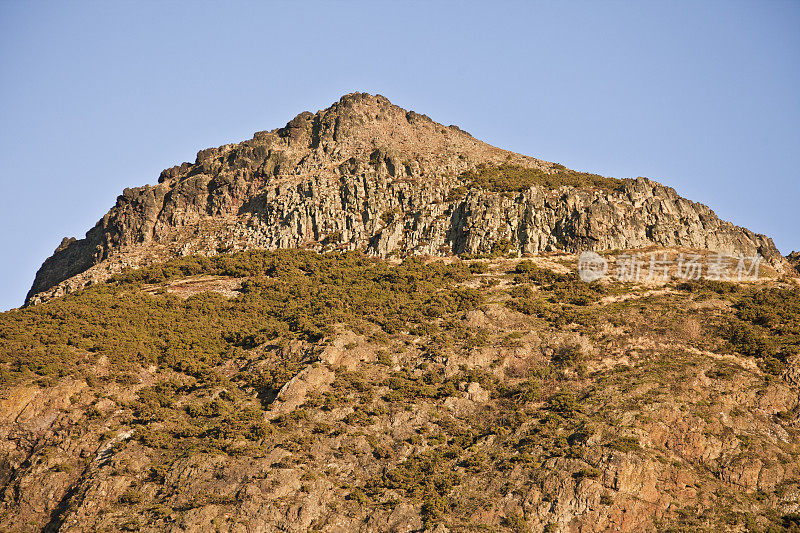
<box><xmin>788</xmin><ymin>251</ymin><xmax>800</xmax><ymax>275</ymax></box>
<box><xmin>25</xmin><ymin>93</ymin><xmax>786</xmax><ymax>305</ymax></box>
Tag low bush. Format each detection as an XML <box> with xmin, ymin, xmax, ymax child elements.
<box><xmin>0</xmin><ymin>250</ymin><xmax>479</xmax><ymax>385</ymax></box>
<box><xmin>716</xmin><ymin>286</ymin><xmax>800</xmax><ymax>374</ymax></box>
<box><xmin>461</xmin><ymin>163</ymin><xmax>624</xmax><ymax>193</ymax></box>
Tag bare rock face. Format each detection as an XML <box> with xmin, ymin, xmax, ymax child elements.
<box><xmin>788</xmin><ymin>252</ymin><xmax>800</xmax><ymax>275</ymax></box>
<box><xmin>26</xmin><ymin>92</ymin><xmax>785</xmax><ymax>305</ymax></box>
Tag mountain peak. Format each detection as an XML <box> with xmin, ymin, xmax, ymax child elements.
<box><xmin>25</xmin><ymin>94</ymin><xmax>787</xmax><ymax>305</ymax></box>
<box><xmin>236</xmin><ymin>91</ymin><xmax>533</xmax><ymax>175</ymax></box>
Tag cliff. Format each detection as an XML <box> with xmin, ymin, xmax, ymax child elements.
<box><xmin>26</xmin><ymin>92</ymin><xmax>785</xmax><ymax>305</ymax></box>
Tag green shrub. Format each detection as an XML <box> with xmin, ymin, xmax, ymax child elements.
<box><xmin>552</xmin><ymin>343</ymin><xmax>584</xmax><ymax>367</ymax></box>
<box><xmin>0</xmin><ymin>250</ymin><xmax>479</xmax><ymax>385</ymax></box>
<box><xmin>506</xmin><ymin>263</ymin><xmax>606</xmax><ymax>328</ymax></box>
<box><xmin>573</xmin><ymin>467</ymin><xmax>601</xmax><ymax>480</ymax></box>
<box><xmin>462</xmin><ymin>163</ymin><xmax>624</xmax><ymax>193</ymax></box>
<box><xmin>119</xmin><ymin>489</ymin><xmax>143</xmax><ymax>504</ymax></box>
<box><xmin>468</xmin><ymin>262</ymin><xmax>489</xmax><ymax>274</ymax></box>
<box><xmin>548</xmin><ymin>391</ymin><xmax>578</xmax><ymax>416</ymax></box>
<box><xmin>709</xmin><ymin>286</ymin><xmax>800</xmax><ymax>376</ymax></box>
<box><xmin>605</xmin><ymin>436</ymin><xmax>641</xmax><ymax>453</ymax></box>
<box><xmin>503</xmin><ymin>512</ymin><xmax>531</xmax><ymax>533</ymax></box>
<box><xmin>499</xmin><ymin>379</ymin><xmax>541</xmax><ymax>404</ymax></box>
<box><xmin>677</xmin><ymin>279</ymin><xmax>739</xmax><ymax>295</ymax></box>
<box><xmin>445</xmin><ymin>186</ymin><xmax>468</xmax><ymax>202</ymax></box>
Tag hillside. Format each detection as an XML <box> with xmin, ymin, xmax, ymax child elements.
<box><xmin>3</xmin><ymin>93</ymin><xmax>800</xmax><ymax>532</ymax></box>
<box><xmin>2</xmin><ymin>250</ymin><xmax>800</xmax><ymax>532</ymax></box>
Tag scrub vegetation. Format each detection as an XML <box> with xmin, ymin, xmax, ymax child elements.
<box><xmin>461</xmin><ymin>163</ymin><xmax>625</xmax><ymax>193</ymax></box>
<box><xmin>1</xmin><ymin>250</ymin><xmax>800</xmax><ymax>532</ymax></box>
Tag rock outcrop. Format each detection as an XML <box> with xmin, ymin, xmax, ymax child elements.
<box><xmin>26</xmin><ymin>92</ymin><xmax>786</xmax><ymax>305</ymax></box>
<box><xmin>788</xmin><ymin>251</ymin><xmax>800</xmax><ymax>275</ymax></box>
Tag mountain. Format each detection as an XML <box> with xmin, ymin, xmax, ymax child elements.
<box><xmin>2</xmin><ymin>94</ymin><xmax>800</xmax><ymax>533</ymax></box>
<box><xmin>26</xmin><ymin>93</ymin><xmax>786</xmax><ymax>306</ymax></box>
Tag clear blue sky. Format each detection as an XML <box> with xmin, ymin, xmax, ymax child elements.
<box><xmin>1</xmin><ymin>1</ymin><xmax>798</xmax><ymax>310</ymax></box>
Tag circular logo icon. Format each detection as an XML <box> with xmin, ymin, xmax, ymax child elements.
<box><xmin>577</xmin><ymin>251</ymin><xmax>608</xmax><ymax>282</ymax></box>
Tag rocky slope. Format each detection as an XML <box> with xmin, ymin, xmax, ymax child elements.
<box><xmin>2</xmin><ymin>251</ymin><xmax>800</xmax><ymax>532</ymax></box>
<box><xmin>26</xmin><ymin>92</ymin><xmax>785</xmax><ymax>305</ymax></box>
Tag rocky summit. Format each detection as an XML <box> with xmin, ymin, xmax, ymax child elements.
<box><xmin>2</xmin><ymin>94</ymin><xmax>800</xmax><ymax>533</ymax></box>
<box><xmin>26</xmin><ymin>92</ymin><xmax>786</xmax><ymax>306</ymax></box>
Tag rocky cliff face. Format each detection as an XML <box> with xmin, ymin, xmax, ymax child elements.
<box><xmin>26</xmin><ymin>93</ymin><xmax>785</xmax><ymax>305</ymax></box>
<box><xmin>788</xmin><ymin>252</ymin><xmax>800</xmax><ymax>275</ymax></box>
